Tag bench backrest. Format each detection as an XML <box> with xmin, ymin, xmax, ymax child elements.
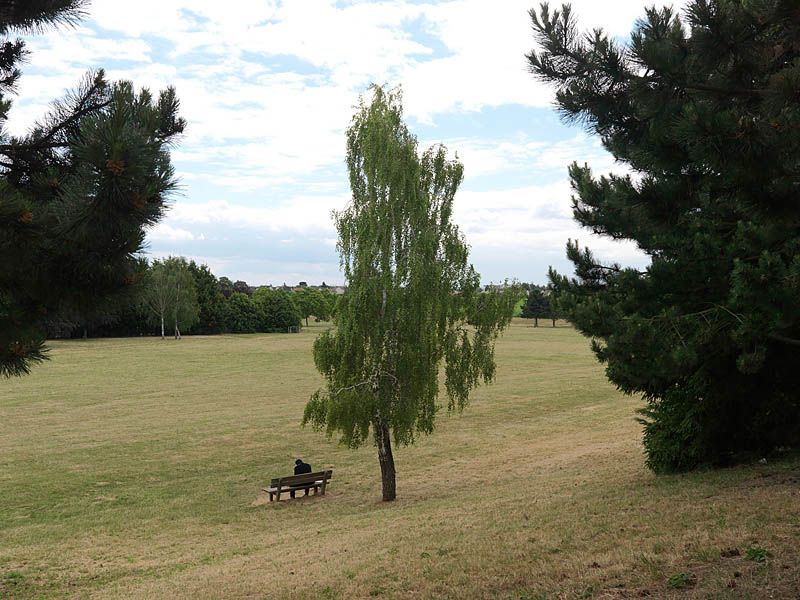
<box><xmin>271</xmin><ymin>470</ymin><xmax>332</xmax><ymax>487</ymax></box>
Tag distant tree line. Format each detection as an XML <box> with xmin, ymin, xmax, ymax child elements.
<box><xmin>43</xmin><ymin>257</ymin><xmax>338</xmax><ymax>339</ymax></box>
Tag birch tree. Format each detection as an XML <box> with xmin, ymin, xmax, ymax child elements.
<box><xmin>170</xmin><ymin>259</ymin><xmax>198</xmax><ymax>339</ymax></box>
<box><xmin>142</xmin><ymin>260</ymin><xmax>171</xmax><ymax>339</ymax></box>
<box><xmin>303</xmin><ymin>86</ymin><xmax>518</xmax><ymax>501</ymax></box>
<box><xmin>142</xmin><ymin>257</ymin><xmax>198</xmax><ymax>339</ymax></box>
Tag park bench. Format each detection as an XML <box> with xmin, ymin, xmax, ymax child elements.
<box><xmin>263</xmin><ymin>470</ymin><xmax>332</xmax><ymax>502</ymax></box>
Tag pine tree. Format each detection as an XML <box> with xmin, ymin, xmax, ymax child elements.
<box><xmin>0</xmin><ymin>0</ymin><xmax>184</xmax><ymax>376</ymax></box>
<box><xmin>303</xmin><ymin>86</ymin><xmax>518</xmax><ymax>501</ymax></box>
<box><xmin>528</xmin><ymin>1</ymin><xmax>800</xmax><ymax>471</ymax></box>
<box><xmin>520</xmin><ymin>286</ymin><xmax>550</xmax><ymax>327</ymax></box>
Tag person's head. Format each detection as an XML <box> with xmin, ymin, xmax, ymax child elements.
<box><xmin>295</xmin><ymin>458</ymin><xmax>303</xmax><ymax>465</ymax></box>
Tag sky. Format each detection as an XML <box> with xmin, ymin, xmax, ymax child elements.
<box><xmin>8</xmin><ymin>0</ymin><xmax>686</xmax><ymax>286</ymax></box>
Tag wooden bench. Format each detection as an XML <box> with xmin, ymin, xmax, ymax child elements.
<box><xmin>263</xmin><ymin>470</ymin><xmax>332</xmax><ymax>502</ymax></box>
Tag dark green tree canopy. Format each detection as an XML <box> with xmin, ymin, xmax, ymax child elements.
<box><xmin>252</xmin><ymin>287</ymin><xmax>301</xmax><ymax>332</ymax></box>
<box><xmin>529</xmin><ymin>1</ymin><xmax>800</xmax><ymax>471</ymax></box>
<box><xmin>0</xmin><ymin>0</ymin><xmax>184</xmax><ymax>376</ymax></box>
<box><xmin>520</xmin><ymin>286</ymin><xmax>550</xmax><ymax>324</ymax></box>
<box><xmin>226</xmin><ymin>292</ymin><xmax>259</xmax><ymax>333</ymax></box>
<box><xmin>187</xmin><ymin>261</ymin><xmax>226</xmax><ymax>334</ymax></box>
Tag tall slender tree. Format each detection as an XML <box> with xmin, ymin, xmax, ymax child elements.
<box><xmin>303</xmin><ymin>86</ymin><xmax>518</xmax><ymax>501</ymax></box>
<box><xmin>0</xmin><ymin>0</ymin><xmax>184</xmax><ymax>376</ymax></box>
<box><xmin>528</xmin><ymin>1</ymin><xmax>800</xmax><ymax>471</ymax></box>
<box><xmin>141</xmin><ymin>258</ymin><xmax>198</xmax><ymax>340</ymax></box>
<box><xmin>167</xmin><ymin>258</ymin><xmax>199</xmax><ymax>339</ymax></box>
<box><xmin>141</xmin><ymin>260</ymin><xmax>172</xmax><ymax>340</ymax></box>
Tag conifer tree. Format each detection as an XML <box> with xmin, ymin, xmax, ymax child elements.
<box><xmin>303</xmin><ymin>86</ymin><xmax>518</xmax><ymax>501</ymax></box>
<box><xmin>0</xmin><ymin>0</ymin><xmax>184</xmax><ymax>376</ymax></box>
<box><xmin>521</xmin><ymin>286</ymin><xmax>550</xmax><ymax>327</ymax></box>
<box><xmin>528</xmin><ymin>1</ymin><xmax>800</xmax><ymax>471</ymax></box>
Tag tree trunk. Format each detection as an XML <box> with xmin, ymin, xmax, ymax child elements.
<box><xmin>375</xmin><ymin>419</ymin><xmax>396</xmax><ymax>501</ymax></box>
<box><xmin>160</xmin><ymin>314</ymin><xmax>165</xmax><ymax>339</ymax></box>
<box><xmin>552</xmin><ymin>317</ymin><xmax>556</xmax><ymax>327</ymax></box>
<box><xmin>534</xmin><ymin>317</ymin><xmax>538</xmax><ymax>327</ymax></box>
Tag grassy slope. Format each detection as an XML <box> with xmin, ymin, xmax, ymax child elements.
<box><xmin>1</xmin><ymin>322</ymin><xmax>798</xmax><ymax>599</ymax></box>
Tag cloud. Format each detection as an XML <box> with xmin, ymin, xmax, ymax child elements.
<box><xmin>6</xmin><ymin>0</ymin><xmax>684</xmax><ymax>284</ymax></box>
<box><xmin>427</xmin><ymin>132</ymin><xmax>623</xmax><ymax>181</ymax></box>
<box><xmin>147</xmin><ymin>223</ymin><xmax>201</xmax><ymax>242</ymax></box>
<box><xmin>165</xmin><ymin>195</ymin><xmax>348</xmax><ymax>234</ymax></box>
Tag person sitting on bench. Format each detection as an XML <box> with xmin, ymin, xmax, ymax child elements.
<box><xmin>291</xmin><ymin>458</ymin><xmax>312</xmax><ymax>498</ymax></box>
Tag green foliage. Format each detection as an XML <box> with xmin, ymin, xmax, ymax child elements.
<box><xmin>745</xmin><ymin>545</ymin><xmax>768</xmax><ymax>562</ymax></box>
<box><xmin>218</xmin><ymin>277</ymin><xmax>234</xmax><ymax>299</ymax></box>
<box><xmin>521</xmin><ymin>287</ymin><xmax>550</xmax><ymax>325</ymax></box>
<box><xmin>141</xmin><ymin>257</ymin><xmax>199</xmax><ymax>338</ymax></box>
<box><xmin>529</xmin><ymin>1</ymin><xmax>800</xmax><ymax>471</ymax></box>
<box><xmin>187</xmin><ymin>261</ymin><xmax>226</xmax><ymax>334</ymax></box>
<box><xmin>292</xmin><ymin>287</ymin><xmax>334</xmax><ymax>325</ymax></box>
<box><xmin>225</xmin><ymin>292</ymin><xmax>259</xmax><ymax>333</ymax></box>
<box><xmin>252</xmin><ymin>288</ymin><xmax>301</xmax><ymax>332</ymax></box>
<box><xmin>0</xmin><ymin>2</ymin><xmax>184</xmax><ymax>375</ymax></box>
<box><xmin>666</xmin><ymin>572</ymin><xmax>695</xmax><ymax>589</ymax></box>
<box><xmin>233</xmin><ymin>280</ymin><xmax>252</xmax><ymax>295</ymax></box>
<box><xmin>303</xmin><ymin>85</ymin><xmax>517</xmax><ymax>499</ymax></box>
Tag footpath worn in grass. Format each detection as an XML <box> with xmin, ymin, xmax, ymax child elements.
<box><xmin>1</xmin><ymin>321</ymin><xmax>799</xmax><ymax>599</ymax></box>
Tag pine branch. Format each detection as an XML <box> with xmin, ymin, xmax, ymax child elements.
<box><xmin>0</xmin><ymin>0</ymin><xmax>88</xmax><ymax>36</ymax></box>
<box><xmin>0</xmin><ymin>71</ymin><xmax>109</xmax><ymax>161</ymax></box>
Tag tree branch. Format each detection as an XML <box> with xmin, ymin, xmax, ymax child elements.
<box><xmin>768</xmin><ymin>333</ymin><xmax>800</xmax><ymax>347</ymax></box>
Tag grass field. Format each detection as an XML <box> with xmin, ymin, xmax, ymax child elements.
<box><xmin>1</xmin><ymin>321</ymin><xmax>799</xmax><ymax>599</ymax></box>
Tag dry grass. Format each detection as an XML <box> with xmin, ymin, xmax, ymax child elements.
<box><xmin>1</xmin><ymin>320</ymin><xmax>799</xmax><ymax>599</ymax></box>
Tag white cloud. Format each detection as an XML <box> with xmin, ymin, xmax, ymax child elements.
<box><xmin>166</xmin><ymin>194</ymin><xmax>348</xmax><ymax>234</ymax></box>
<box><xmin>147</xmin><ymin>223</ymin><xmax>200</xmax><ymax>242</ymax></box>
<box><xmin>425</xmin><ymin>132</ymin><xmax>623</xmax><ymax>180</ymax></box>
<box><xmin>6</xmin><ymin>0</ymin><xmax>683</xmax><ymax>283</ymax></box>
